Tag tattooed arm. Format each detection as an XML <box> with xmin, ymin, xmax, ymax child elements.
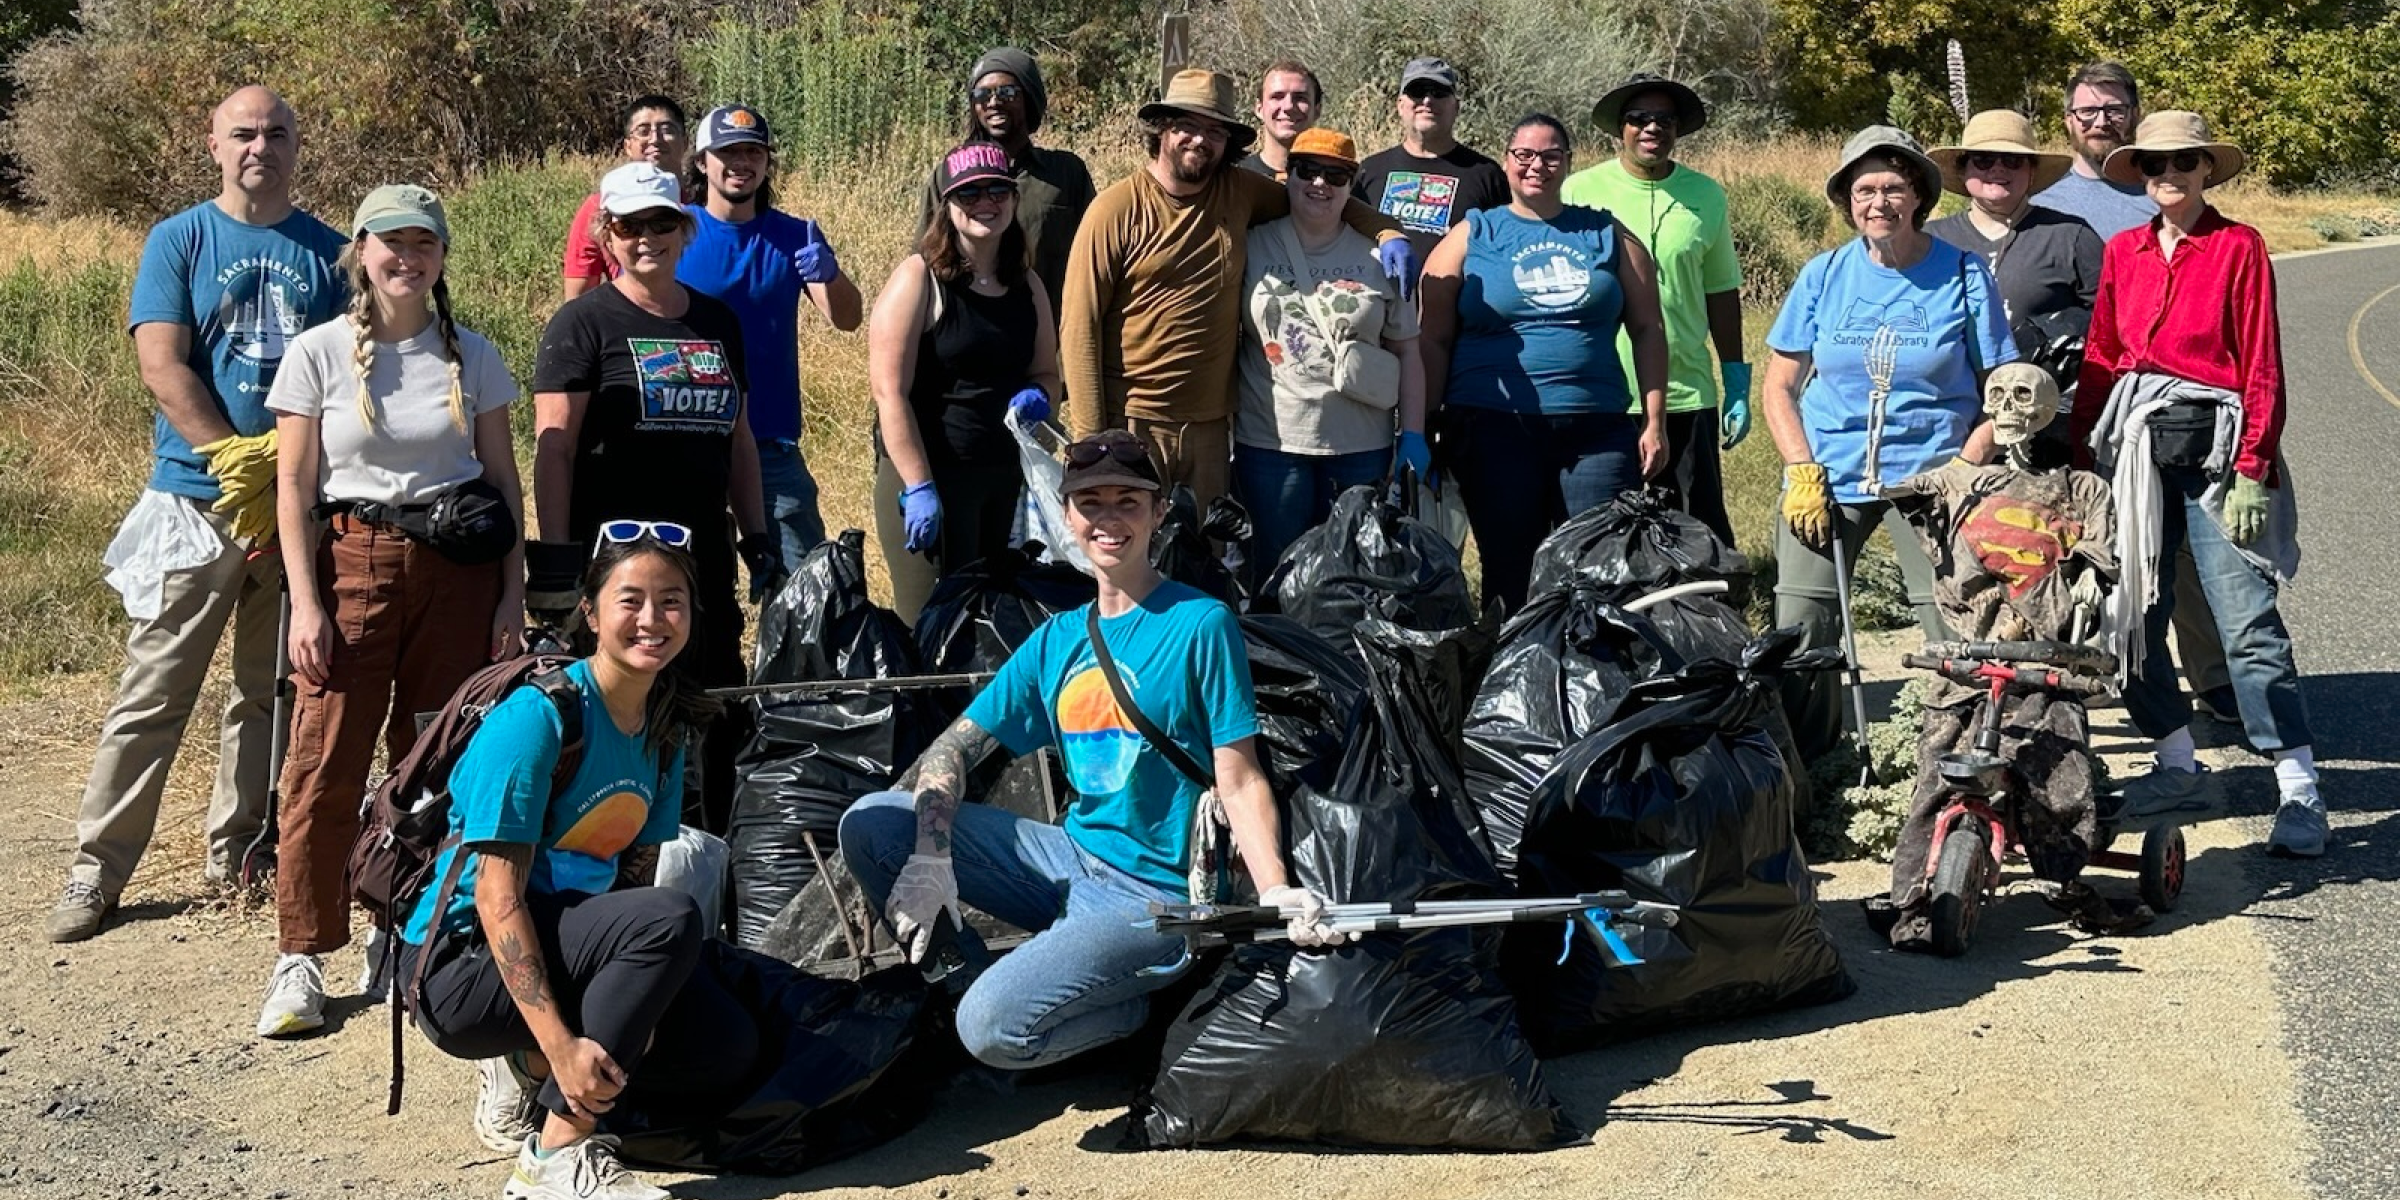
<box><xmin>905</xmin><ymin>715</ymin><xmax>1001</xmax><ymax>856</ymax></box>
<box><xmin>614</xmin><ymin>843</ymin><xmax>660</xmax><ymax>890</ymax></box>
<box><xmin>473</xmin><ymin>843</ymin><xmax>624</xmax><ymax>1121</ymax></box>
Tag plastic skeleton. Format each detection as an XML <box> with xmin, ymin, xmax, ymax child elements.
<box><xmin>1860</xmin><ymin>324</ymin><xmax>1901</xmax><ymax>493</ymax></box>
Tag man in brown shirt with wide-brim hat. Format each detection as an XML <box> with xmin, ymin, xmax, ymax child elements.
<box><xmin>1060</xmin><ymin>69</ymin><xmax>1413</xmax><ymax>515</ymax></box>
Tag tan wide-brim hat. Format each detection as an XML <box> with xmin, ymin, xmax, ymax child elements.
<box><xmin>1931</xmin><ymin>110</ymin><xmax>2074</xmax><ymax>196</ymax></box>
<box><xmin>2101</xmin><ymin>110</ymin><xmax>2246</xmax><ymax>187</ymax></box>
<box><xmin>1137</xmin><ymin>68</ymin><xmax>1258</xmax><ymax>151</ymax></box>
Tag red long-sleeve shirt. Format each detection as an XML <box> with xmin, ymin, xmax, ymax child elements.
<box><xmin>2073</xmin><ymin>207</ymin><xmax>2286</xmax><ymax>482</ymax></box>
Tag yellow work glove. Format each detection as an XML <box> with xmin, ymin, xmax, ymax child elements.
<box><xmin>196</xmin><ymin>431</ymin><xmax>280</xmax><ymax>546</ymax></box>
<box><xmin>1781</xmin><ymin>462</ymin><xmax>1833</xmax><ymax>548</ymax></box>
<box><xmin>2223</xmin><ymin>474</ymin><xmax>2271</xmax><ymax>546</ymax></box>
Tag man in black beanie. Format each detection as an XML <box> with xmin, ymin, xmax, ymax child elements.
<box><xmin>915</xmin><ymin>46</ymin><xmax>1098</xmax><ymax>315</ymax></box>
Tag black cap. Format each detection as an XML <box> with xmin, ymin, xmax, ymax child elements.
<box><xmin>1060</xmin><ymin>429</ymin><xmax>1162</xmax><ymax>496</ymax></box>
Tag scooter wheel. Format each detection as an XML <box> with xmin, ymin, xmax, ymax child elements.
<box><xmin>1929</xmin><ymin>822</ymin><xmax>1990</xmax><ymax>958</ymax></box>
<box><xmin>2139</xmin><ymin>823</ymin><xmax>2186</xmax><ymax>913</ymax></box>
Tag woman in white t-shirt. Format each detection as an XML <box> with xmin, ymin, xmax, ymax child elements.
<box><xmin>256</xmin><ymin>184</ymin><xmax>525</xmax><ymax>1039</ymax></box>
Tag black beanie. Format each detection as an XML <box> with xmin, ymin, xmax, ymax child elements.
<box><xmin>966</xmin><ymin>46</ymin><xmax>1048</xmax><ymax>135</ymax></box>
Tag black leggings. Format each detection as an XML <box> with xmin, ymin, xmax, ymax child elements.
<box><xmin>406</xmin><ymin>887</ymin><xmax>755</xmax><ymax>1119</ymax></box>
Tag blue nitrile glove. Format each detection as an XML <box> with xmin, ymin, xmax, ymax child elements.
<box><xmin>792</xmin><ymin>237</ymin><xmax>840</xmax><ymax>285</ymax></box>
<box><xmin>900</xmin><ymin>481</ymin><xmax>943</xmax><ymax>554</ymax></box>
<box><xmin>1720</xmin><ymin>361</ymin><xmax>1755</xmax><ymax>450</ymax></box>
<box><xmin>1377</xmin><ymin>237</ymin><xmax>1418</xmax><ymax>302</ymax></box>
<box><xmin>1397</xmin><ymin>429</ymin><xmax>1433</xmax><ymax>482</ymax></box>
<box><xmin>1008</xmin><ymin>386</ymin><xmax>1050</xmax><ymax>426</ymax></box>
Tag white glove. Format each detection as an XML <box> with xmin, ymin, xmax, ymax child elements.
<box><xmin>1261</xmin><ymin>884</ymin><xmax>1352</xmax><ymax>949</ymax></box>
<box><xmin>887</xmin><ymin>854</ymin><xmax>964</xmax><ymax>963</ymax></box>
<box><xmin>2069</xmin><ymin>567</ymin><xmax>2105</xmax><ymax>613</ymax></box>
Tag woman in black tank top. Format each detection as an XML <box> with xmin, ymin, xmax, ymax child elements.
<box><xmin>868</xmin><ymin>142</ymin><xmax>1063</xmax><ymax>621</ymax></box>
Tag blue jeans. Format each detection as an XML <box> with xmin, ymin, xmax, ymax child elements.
<box><xmin>1232</xmin><ymin>443</ymin><xmax>1390</xmax><ymax>582</ymax></box>
<box><xmin>757</xmin><ymin>439</ymin><xmax>826</xmax><ymax>570</ymax></box>
<box><xmin>838</xmin><ymin>790</ymin><xmax>1189</xmax><ymax>1070</ymax></box>
<box><xmin>2122</xmin><ymin>467</ymin><xmax>2313</xmax><ymax>752</ymax></box>
<box><xmin>1442</xmin><ymin>407</ymin><xmax>1643</xmax><ymax>612</ymax></box>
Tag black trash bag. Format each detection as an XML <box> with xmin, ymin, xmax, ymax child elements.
<box><xmin>911</xmin><ymin>543</ymin><xmax>1095</xmax><ymax>721</ymax></box>
<box><xmin>1526</xmin><ymin>485</ymin><xmax>1752</xmax><ymax>603</ymax></box>
<box><xmin>1500</xmin><ymin>630</ymin><xmax>1852</xmax><ymax>1055</ymax></box>
<box><xmin>1238</xmin><ymin>614</ymin><xmax>1367</xmax><ymax>794</ymax></box>
<box><xmin>730</xmin><ymin>533</ymin><xmax>933</xmax><ymax>948</ymax></box>
<box><xmin>1135</xmin><ymin>622</ymin><xmax>1569</xmax><ymax>1151</ymax></box>
<box><xmin>1151</xmin><ymin>484</ymin><xmax>1239</xmax><ymax>604</ymax></box>
<box><xmin>1256</xmin><ymin>484</ymin><xmax>1477</xmax><ymax>647</ymax></box>
<box><xmin>607</xmin><ymin>944</ymin><xmax>943</xmax><ymax>1173</ymax></box>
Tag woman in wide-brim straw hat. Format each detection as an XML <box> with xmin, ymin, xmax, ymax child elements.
<box><xmin>2072</xmin><ymin>110</ymin><xmax>2327</xmax><ymax>858</ymax></box>
<box><xmin>1925</xmin><ymin>110</ymin><xmax>2106</xmax><ymax>461</ymax></box>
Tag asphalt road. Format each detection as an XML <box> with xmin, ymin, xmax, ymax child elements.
<box><xmin>2243</xmin><ymin>241</ymin><xmax>2400</xmax><ymax>1200</ymax></box>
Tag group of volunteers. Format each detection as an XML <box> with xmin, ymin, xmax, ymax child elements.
<box><xmin>32</xmin><ymin>44</ymin><xmax>2326</xmax><ymax>1200</ymax></box>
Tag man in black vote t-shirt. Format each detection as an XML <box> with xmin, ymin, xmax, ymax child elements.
<box><xmin>1353</xmin><ymin>57</ymin><xmax>1509</xmax><ymax>268</ymax></box>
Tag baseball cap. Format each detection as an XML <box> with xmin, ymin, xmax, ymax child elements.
<box><xmin>694</xmin><ymin>104</ymin><xmax>773</xmax><ymax>154</ymax></box>
<box><xmin>1399</xmin><ymin>57</ymin><xmax>1460</xmax><ymax>93</ymax></box>
<box><xmin>352</xmin><ymin>184</ymin><xmax>449</xmax><ymax>242</ymax></box>
<box><xmin>598</xmin><ymin>162</ymin><xmax>683</xmax><ymax>217</ymax></box>
<box><xmin>1059</xmin><ymin>429</ymin><xmax>1162</xmax><ymax>496</ymax></box>
<box><xmin>936</xmin><ymin>141</ymin><xmax>1014</xmax><ymax>197</ymax></box>
<box><xmin>1288</xmin><ymin>128</ymin><xmax>1360</xmax><ymax>169</ymax></box>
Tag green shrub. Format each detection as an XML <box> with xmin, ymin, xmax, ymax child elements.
<box><xmin>1801</xmin><ymin>678</ymin><xmax>1925</xmax><ymax>862</ymax></box>
<box><xmin>1723</xmin><ymin>172</ymin><xmax>1823</xmax><ymax>307</ymax></box>
<box><xmin>2308</xmin><ymin>215</ymin><xmax>2361</xmax><ymax>243</ymax></box>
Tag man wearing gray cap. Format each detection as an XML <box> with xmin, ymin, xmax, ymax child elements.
<box><xmin>1354</xmin><ymin>57</ymin><xmax>1509</xmax><ymax>268</ymax></box>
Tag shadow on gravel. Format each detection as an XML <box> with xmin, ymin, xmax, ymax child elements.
<box><xmin>2298</xmin><ymin>673</ymin><xmax>2400</xmax><ymax>764</ymax></box>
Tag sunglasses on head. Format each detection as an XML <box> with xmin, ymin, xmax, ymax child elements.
<box><xmin>1063</xmin><ymin>437</ymin><xmax>1154</xmax><ymax>468</ymax></box>
<box><xmin>1291</xmin><ymin>160</ymin><xmax>1355</xmax><ymax>188</ymax></box>
<box><xmin>2138</xmin><ymin>150</ymin><xmax>2208</xmax><ymax>177</ymax></box>
<box><xmin>1402</xmin><ymin>83</ymin><xmax>1455</xmax><ymax>102</ymax></box>
<box><xmin>948</xmin><ymin>181</ymin><xmax>1017</xmax><ymax>203</ymax></box>
<box><xmin>1621</xmin><ymin>108</ymin><xmax>1677</xmax><ymax>131</ymax></box>
<box><xmin>970</xmin><ymin>83</ymin><xmax>1026</xmax><ymax>106</ymax></box>
<box><xmin>608</xmin><ymin>213</ymin><xmax>683</xmax><ymax>238</ymax></box>
<box><xmin>1965</xmin><ymin>152</ymin><xmax>2030</xmax><ymax>171</ymax></box>
<box><xmin>594</xmin><ymin>520</ymin><xmax>693</xmax><ymax>554</ymax></box>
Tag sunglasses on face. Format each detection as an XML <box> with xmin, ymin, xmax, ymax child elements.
<box><xmin>948</xmin><ymin>182</ymin><xmax>1017</xmax><ymax>203</ymax></box>
<box><xmin>2138</xmin><ymin>150</ymin><xmax>2209</xmax><ymax>177</ymax></box>
<box><xmin>1291</xmin><ymin>161</ymin><xmax>1356</xmax><ymax>188</ymax></box>
<box><xmin>1621</xmin><ymin>109</ymin><xmax>1677</xmax><ymax>131</ymax></box>
<box><xmin>970</xmin><ymin>84</ymin><xmax>1025</xmax><ymax>106</ymax></box>
<box><xmin>1064</xmin><ymin>437</ymin><xmax>1154</xmax><ymax>468</ymax></box>
<box><xmin>1506</xmin><ymin>147</ymin><xmax>1568</xmax><ymax>168</ymax></box>
<box><xmin>1965</xmin><ymin>152</ymin><xmax>2030</xmax><ymax>171</ymax></box>
<box><xmin>593</xmin><ymin>520</ymin><xmax>693</xmax><ymax>553</ymax></box>
<box><xmin>608</xmin><ymin>213</ymin><xmax>683</xmax><ymax>239</ymax></box>
<box><xmin>1402</xmin><ymin>84</ymin><xmax>1455</xmax><ymax>102</ymax></box>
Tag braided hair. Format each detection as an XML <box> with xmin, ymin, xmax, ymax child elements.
<box><xmin>338</xmin><ymin>235</ymin><xmax>471</xmax><ymax>436</ymax></box>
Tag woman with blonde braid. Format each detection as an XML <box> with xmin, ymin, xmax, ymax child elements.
<box><xmin>255</xmin><ymin>185</ymin><xmax>526</xmax><ymax>1036</ymax></box>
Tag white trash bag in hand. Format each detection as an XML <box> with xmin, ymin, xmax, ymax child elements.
<box><xmin>102</xmin><ymin>490</ymin><xmax>222</xmax><ymax>620</ymax></box>
<box><xmin>1006</xmin><ymin>407</ymin><xmax>1094</xmax><ymax>575</ymax></box>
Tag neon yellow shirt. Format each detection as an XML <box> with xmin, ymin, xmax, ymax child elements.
<box><xmin>1560</xmin><ymin>160</ymin><xmax>1741</xmax><ymax>414</ymax></box>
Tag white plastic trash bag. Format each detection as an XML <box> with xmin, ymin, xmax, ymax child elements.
<box><xmin>656</xmin><ymin>824</ymin><xmax>733</xmax><ymax>939</ymax></box>
<box><xmin>1006</xmin><ymin>407</ymin><xmax>1093</xmax><ymax>575</ymax></box>
<box><xmin>102</xmin><ymin>489</ymin><xmax>221</xmax><ymax>620</ymax></box>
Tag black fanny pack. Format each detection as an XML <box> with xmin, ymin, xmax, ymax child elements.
<box><xmin>2148</xmin><ymin>400</ymin><xmax>2219</xmax><ymax>471</ymax></box>
<box><xmin>320</xmin><ymin>478</ymin><xmax>518</xmax><ymax>565</ymax></box>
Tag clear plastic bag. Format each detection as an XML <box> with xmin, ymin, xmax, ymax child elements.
<box><xmin>655</xmin><ymin>824</ymin><xmax>734</xmax><ymax>939</ymax></box>
<box><xmin>102</xmin><ymin>489</ymin><xmax>222</xmax><ymax>620</ymax></box>
<box><xmin>1005</xmin><ymin>408</ymin><xmax>1093</xmax><ymax>575</ymax></box>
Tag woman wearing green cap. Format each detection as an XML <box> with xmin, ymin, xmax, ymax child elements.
<box><xmin>256</xmin><ymin>184</ymin><xmax>525</xmax><ymax>1037</ymax></box>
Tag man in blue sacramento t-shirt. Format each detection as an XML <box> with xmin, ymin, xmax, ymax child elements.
<box><xmin>675</xmin><ymin>105</ymin><xmax>863</xmax><ymax>573</ymax></box>
<box><xmin>49</xmin><ymin>86</ymin><xmax>347</xmax><ymax>944</ymax></box>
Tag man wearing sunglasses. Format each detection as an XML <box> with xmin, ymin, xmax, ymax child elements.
<box><xmin>913</xmin><ymin>47</ymin><xmax>1097</xmax><ymax>316</ymax></box>
<box><xmin>1560</xmin><ymin>73</ymin><xmax>1746</xmax><ymax>546</ymax></box>
<box><xmin>677</xmin><ymin>104</ymin><xmax>862</xmax><ymax>573</ymax></box>
<box><xmin>2034</xmin><ymin>62</ymin><xmax>2157</xmax><ymax>241</ymax></box>
<box><xmin>1237</xmin><ymin>60</ymin><xmax>1322</xmax><ymax>179</ymax></box>
<box><xmin>1353</xmin><ymin>57</ymin><xmax>1509</xmax><ymax>272</ymax></box>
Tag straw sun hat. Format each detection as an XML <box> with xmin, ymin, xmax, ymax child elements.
<box><xmin>2101</xmin><ymin>110</ymin><xmax>2247</xmax><ymax>186</ymax></box>
<box><xmin>1930</xmin><ymin>110</ymin><xmax>2074</xmax><ymax>196</ymax></box>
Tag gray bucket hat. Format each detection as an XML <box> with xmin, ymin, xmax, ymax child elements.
<box><xmin>1826</xmin><ymin>125</ymin><xmax>1943</xmax><ymax>211</ymax></box>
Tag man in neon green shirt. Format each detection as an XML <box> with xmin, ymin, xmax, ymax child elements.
<box><xmin>1561</xmin><ymin>74</ymin><xmax>1747</xmax><ymax>545</ymax></box>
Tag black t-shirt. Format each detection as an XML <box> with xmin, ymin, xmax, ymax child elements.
<box><xmin>1235</xmin><ymin>151</ymin><xmax>1280</xmax><ymax>178</ymax></box>
<box><xmin>915</xmin><ymin>278</ymin><xmax>1040</xmax><ymax>467</ymax></box>
<box><xmin>1353</xmin><ymin>143</ymin><xmax>1510</xmax><ymax>264</ymax></box>
<box><xmin>532</xmin><ymin>285</ymin><xmax>751</xmax><ymax>547</ymax></box>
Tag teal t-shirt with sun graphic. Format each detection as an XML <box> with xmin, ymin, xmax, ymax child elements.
<box><xmin>404</xmin><ymin>660</ymin><xmax>686</xmax><ymax>945</ymax></box>
<box><xmin>964</xmin><ymin>582</ymin><xmax>1259</xmax><ymax>894</ymax></box>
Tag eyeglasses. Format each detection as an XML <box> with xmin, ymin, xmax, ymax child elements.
<box><xmin>1850</xmin><ymin>183</ymin><xmax>1914</xmax><ymax>203</ymax></box>
<box><xmin>1621</xmin><ymin>109</ymin><xmax>1677</xmax><ymax>131</ymax></box>
<box><xmin>2137</xmin><ymin>150</ymin><xmax>2209</xmax><ymax>177</ymax></box>
<box><xmin>625</xmin><ymin>120</ymin><xmax>683</xmax><ymax>140</ymax></box>
<box><xmin>1964</xmin><ymin>152</ymin><xmax>2031</xmax><ymax>172</ymax></box>
<box><xmin>1506</xmin><ymin>148</ymin><xmax>1568</xmax><ymax>168</ymax></box>
<box><xmin>970</xmin><ymin>84</ymin><xmax>1025</xmax><ymax>106</ymax></box>
<box><xmin>1064</xmin><ymin>437</ymin><xmax>1155</xmax><ymax>469</ymax></box>
<box><xmin>607</xmin><ymin>213</ymin><xmax>683</xmax><ymax>239</ymax></box>
<box><xmin>1291</xmin><ymin>160</ymin><xmax>1356</xmax><ymax>188</ymax></box>
<box><xmin>1401</xmin><ymin>84</ymin><xmax>1455</xmax><ymax>102</ymax></box>
<box><xmin>2067</xmin><ymin>104</ymin><xmax>2133</xmax><ymax>127</ymax></box>
<box><xmin>593</xmin><ymin>520</ymin><xmax>693</xmax><ymax>553</ymax></box>
<box><xmin>1163</xmin><ymin>118</ymin><xmax>1231</xmax><ymax>144</ymax></box>
<box><xmin>948</xmin><ymin>182</ymin><xmax>1017</xmax><ymax>203</ymax></box>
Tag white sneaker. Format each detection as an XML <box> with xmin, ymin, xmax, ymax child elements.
<box><xmin>473</xmin><ymin>1055</ymin><xmax>544</xmax><ymax>1154</ymax></box>
<box><xmin>357</xmin><ymin>926</ymin><xmax>392</xmax><ymax>1002</ymax></box>
<box><xmin>255</xmin><ymin>953</ymin><xmax>326</xmax><ymax>1038</ymax></box>
<box><xmin>502</xmin><ymin>1134</ymin><xmax>666</xmax><ymax>1200</ymax></box>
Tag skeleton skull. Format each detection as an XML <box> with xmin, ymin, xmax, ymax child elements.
<box><xmin>1982</xmin><ymin>362</ymin><xmax>2060</xmax><ymax>446</ymax></box>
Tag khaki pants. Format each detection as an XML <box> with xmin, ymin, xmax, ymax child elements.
<box><xmin>68</xmin><ymin>501</ymin><xmax>281</xmax><ymax>894</ymax></box>
<box><xmin>1126</xmin><ymin>416</ymin><xmax>1231</xmax><ymax>517</ymax></box>
<box><xmin>276</xmin><ymin>518</ymin><xmax>500</xmax><ymax>954</ymax></box>
<box><xmin>2171</xmin><ymin>547</ymin><xmax>2234</xmax><ymax>702</ymax></box>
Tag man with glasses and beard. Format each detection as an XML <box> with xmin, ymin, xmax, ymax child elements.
<box><xmin>677</xmin><ymin>104</ymin><xmax>861</xmax><ymax>575</ymax></box>
<box><xmin>1353</xmin><ymin>58</ymin><xmax>1509</xmax><ymax>272</ymax></box>
<box><xmin>1060</xmin><ymin>69</ymin><xmax>1411</xmax><ymax>513</ymax></box>
<box><xmin>915</xmin><ymin>47</ymin><xmax>1097</xmax><ymax>317</ymax></box>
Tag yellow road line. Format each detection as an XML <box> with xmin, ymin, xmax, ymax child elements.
<box><xmin>2344</xmin><ymin>280</ymin><xmax>2400</xmax><ymax>411</ymax></box>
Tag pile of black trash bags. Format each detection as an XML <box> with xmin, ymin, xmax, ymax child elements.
<box><xmin>690</xmin><ymin>486</ymin><xmax>1853</xmax><ymax>1167</ymax></box>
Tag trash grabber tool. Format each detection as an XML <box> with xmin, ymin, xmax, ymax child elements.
<box><xmin>1825</xmin><ymin>503</ymin><xmax>1879</xmax><ymax>788</ymax></box>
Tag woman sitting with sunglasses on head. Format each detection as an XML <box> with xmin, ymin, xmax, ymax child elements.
<box><xmin>870</xmin><ymin>141</ymin><xmax>1064</xmax><ymax>623</ymax></box>
<box><xmin>400</xmin><ymin>531</ymin><xmax>750</xmax><ymax>1200</ymax></box>
<box><xmin>1231</xmin><ymin>128</ymin><xmax>1429</xmax><ymax>577</ymax></box>
<box><xmin>840</xmin><ymin>430</ymin><xmax>1345</xmax><ymax>1072</ymax></box>
<box><xmin>531</xmin><ymin>161</ymin><xmax>780</xmax><ymax>835</ymax></box>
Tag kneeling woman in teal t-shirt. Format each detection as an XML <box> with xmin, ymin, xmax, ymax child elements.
<box><xmin>841</xmin><ymin>429</ymin><xmax>1343</xmax><ymax>1071</ymax></box>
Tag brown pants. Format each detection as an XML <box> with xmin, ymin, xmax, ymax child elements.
<box><xmin>277</xmin><ymin>518</ymin><xmax>500</xmax><ymax>954</ymax></box>
<box><xmin>1126</xmin><ymin>415</ymin><xmax>1231</xmax><ymax>517</ymax></box>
